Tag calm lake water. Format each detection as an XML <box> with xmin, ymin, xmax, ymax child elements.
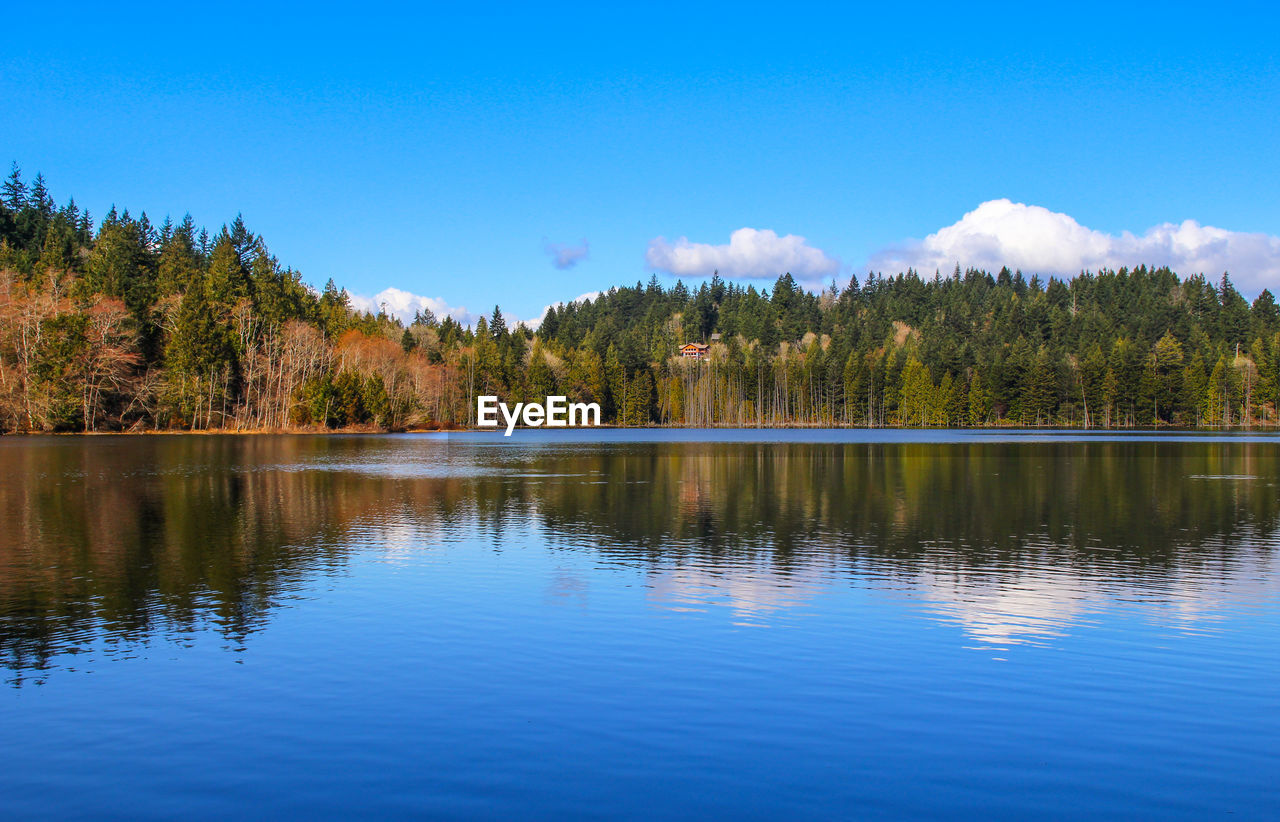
<box><xmin>1</xmin><ymin>430</ymin><xmax>1278</xmax><ymax>820</ymax></box>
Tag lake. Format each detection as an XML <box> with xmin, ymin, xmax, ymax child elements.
<box><xmin>1</xmin><ymin>430</ymin><xmax>1277</xmax><ymax>820</ymax></box>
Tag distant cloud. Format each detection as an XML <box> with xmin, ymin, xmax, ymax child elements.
<box><xmin>348</xmin><ymin>287</ymin><xmax>478</xmax><ymax>327</ymax></box>
<box><xmin>544</xmin><ymin>238</ymin><xmax>590</xmax><ymax>269</ymax></box>
<box><xmin>645</xmin><ymin>227</ymin><xmax>840</xmax><ymax>282</ymax></box>
<box><xmin>868</xmin><ymin>199</ymin><xmax>1280</xmax><ymax>296</ymax></box>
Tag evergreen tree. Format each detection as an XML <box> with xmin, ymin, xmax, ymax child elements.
<box><xmin>2</xmin><ymin>162</ymin><xmax>27</xmax><ymax>210</ymax></box>
<box><xmin>1151</xmin><ymin>332</ymin><xmax>1185</xmax><ymax>423</ymax></box>
<box><xmin>967</xmin><ymin>371</ymin><xmax>991</xmax><ymax>426</ymax></box>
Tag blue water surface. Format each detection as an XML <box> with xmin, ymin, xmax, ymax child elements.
<box><xmin>0</xmin><ymin>431</ymin><xmax>1277</xmax><ymax>820</ymax></box>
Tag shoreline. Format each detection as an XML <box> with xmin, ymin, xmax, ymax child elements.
<box><xmin>4</xmin><ymin>423</ymin><xmax>1278</xmax><ymax>437</ymax></box>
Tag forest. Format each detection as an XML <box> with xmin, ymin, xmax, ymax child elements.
<box><xmin>2</xmin><ymin>165</ymin><xmax>1278</xmax><ymax>432</ymax></box>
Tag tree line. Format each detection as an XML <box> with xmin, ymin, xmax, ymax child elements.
<box><xmin>2</xmin><ymin>164</ymin><xmax>1278</xmax><ymax>432</ymax></box>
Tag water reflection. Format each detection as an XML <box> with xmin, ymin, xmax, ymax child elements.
<box><xmin>646</xmin><ymin>566</ymin><xmax>824</xmax><ymax>627</ymax></box>
<box><xmin>2</xmin><ymin>434</ymin><xmax>1278</xmax><ymax>681</ymax></box>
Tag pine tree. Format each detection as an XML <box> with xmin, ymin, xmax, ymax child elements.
<box><xmin>157</xmin><ymin>215</ymin><xmax>200</xmax><ymax>296</ymax></box>
<box><xmin>205</xmin><ymin>232</ymin><xmax>250</xmax><ymax>307</ymax></box>
<box><xmin>1025</xmin><ymin>346</ymin><xmax>1056</xmax><ymax>425</ymax></box>
<box><xmin>413</xmin><ymin>307</ymin><xmax>438</xmax><ymax>328</ymax></box>
<box><xmin>1182</xmin><ymin>352</ymin><xmax>1208</xmax><ymax>426</ymax></box>
<box><xmin>1219</xmin><ymin>274</ymin><xmax>1251</xmax><ymax>345</ymax></box>
<box><xmin>29</xmin><ymin>173</ymin><xmax>52</xmax><ymax>217</ymax></box>
<box><xmin>76</xmin><ymin>209</ymin><xmax>93</xmax><ymax>244</ymax></box>
<box><xmin>527</xmin><ymin>342</ymin><xmax>557</xmax><ymax>399</ymax></box>
<box><xmin>83</xmin><ymin>212</ymin><xmax>157</xmax><ymax>319</ymax></box>
<box><xmin>605</xmin><ymin>343</ymin><xmax>625</xmax><ymax>422</ymax></box>
<box><xmin>935</xmin><ymin>371</ymin><xmax>955</xmax><ymax>426</ymax></box>
<box><xmin>899</xmin><ymin>355</ymin><xmax>931</xmax><ymax>426</ymax></box>
<box><xmin>319</xmin><ymin>279</ymin><xmax>350</xmax><ymax>336</ymax></box>
<box><xmin>1251</xmin><ymin>290</ymin><xmax>1279</xmax><ymax>339</ymax></box>
<box><xmin>1079</xmin><ymin>344</ymin><xmax>1106</xmax><ymax>427</ymax></box>
<box><xmin>946</xmin><ymin>372</ymin><xmax>968</xmax><ymax>426</ymax></box>
<box><xmin>1151</xmin><ymin>332</ymin><xmax>1184</xmax><ymax>423</ymax></box>
<box><xmin>2</xmin><ymin>162</ymin><xmax>27</xmax><ymax>210</ymax></box>
<box><xmin>625</xmin><ymin>370</ymin><xmax>653</xmax><ymax>425</ymax></box>
<box><xmin>165</xmin><ymin>269</ymin><xmax>238</xmax><ymax>428</ymax></box>
<box><xmin>566</xmin><ymin>348</ymin><xmax>606</xmax><ymax>407</ymax></box>
<box><xmin>1204</xmin><ymin>355</ymin><xmax>1234</xmax><ymax>425</ymax></box>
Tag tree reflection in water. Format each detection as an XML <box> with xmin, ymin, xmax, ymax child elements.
<box><xmin>2</xmin><ymin>434</ymin><xmax>1278</xmax><ymax>681</ymax></box>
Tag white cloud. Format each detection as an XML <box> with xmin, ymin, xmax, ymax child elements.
<box><xmin>646</xmin><ymin>227</ymin><xmax>840</xmax><ymax>282</ymax></box>
<box><xmin>869</xmin><ymin>199</ymin><xmax>1280</xmax><ymax>295</ymax></box>
<box><xmin>347</xmin><ymin>287</ymin><xmax>478</xmax><ymax>327</ymax></box>
<box><xmin>544</xmin><ymin>239</ymin><xmax>590</xmax><ymax>269</ymax></box>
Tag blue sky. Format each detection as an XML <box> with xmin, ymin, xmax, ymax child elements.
<box><xmin>3</xmin><ymin>2</ymin><xmax>1278</xmax><ymax>325</ymax></box>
